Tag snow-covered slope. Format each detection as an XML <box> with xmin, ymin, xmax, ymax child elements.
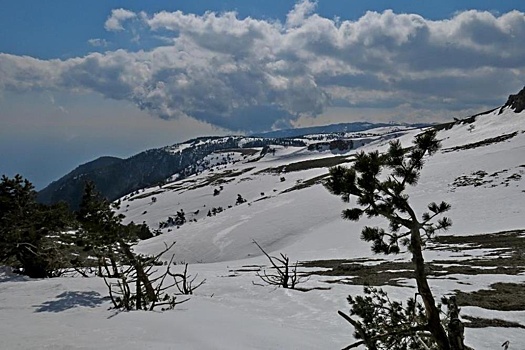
<box><xmin>2</xmin><ymin>107</ymin><xmax>525</xmax><ymax>349</ymax></box>
<box><xmin>118</xmin><ymin>127</ymin><xmax>415</xmax><ymax>263</ymax></box>
<box><xmin>118</xmin><ymin>108</ymin><xmax>525</xmax><ymax>264</ymax></box>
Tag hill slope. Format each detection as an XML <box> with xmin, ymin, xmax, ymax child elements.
<box><xmin>3</xmin><ymin>99</ymin><xmax>525</xmax><ymax>350</ymax></box>
<box><xmin>120</xmin><ymin>107</ymin><xmax>525</xmax><ymax>264</ymax></box>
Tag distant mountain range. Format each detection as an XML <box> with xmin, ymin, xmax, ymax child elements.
<box><xmin>38</xmin><ymin>85</ymin><xmax>525</xmax><ymax>210</ymax></box>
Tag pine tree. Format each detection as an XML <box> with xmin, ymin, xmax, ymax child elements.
<box><xmin>0</xmin><ymin>175</ymin><xmax>73</xmax><ymax>277</ymax></box>
<box><xmin>76</xmin><ymin>181</ymin><xmax>153</xmax><ymax>275</ymax></box>
<box><xmin>76</xmin><ymin>181</ymin><xmax>128</xmax><ymax>276</ymax></box>
<box><xmin>236</xmin><ymin>194</ymin><xmax>246</xmax><ymax>205</ymax></box>
<box><xmin>325</xmin><ymin>131</ymin><xmax>465</xmax><ymax>350</ymax></box>
<box><xmin>174</xmin><ymin>209</ymin><xmax>186</xmax><ymax>226</ymax></box>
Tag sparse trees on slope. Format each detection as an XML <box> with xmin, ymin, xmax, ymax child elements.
<box><xmin>325</xmin><ymin>131</ymin><xmax>466</xmax><ymax>350</ymax></box>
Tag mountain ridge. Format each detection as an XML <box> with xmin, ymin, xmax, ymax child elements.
<box><xmin>37</xmin><ymin>121</ymin><xmax>423</xmax><ymax>209</ymax></box>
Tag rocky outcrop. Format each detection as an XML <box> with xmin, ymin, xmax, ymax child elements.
<box><xmin>501</xmin><ymin>86</ymin><xmax>525</xmax><ymax>113</ymax></box>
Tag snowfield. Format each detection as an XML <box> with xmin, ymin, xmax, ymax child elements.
<box><xmin>2</xmin><ymin>107</ymin><xmax>525</xmax><ymax>349</ymax></box>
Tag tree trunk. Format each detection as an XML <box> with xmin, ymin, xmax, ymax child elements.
<box><xmin>411</xmin><ymin>226</ymin><xmax>450</xmax><ymax>350</ymax></box>
<box><xmin>136</xmin><ymin>277</ymin><xmax>142</xmax><ymax>310</ymax></box>
<box><xmin>99</xmin><ymin>255</ymin><xmax>111</xmax><ymax>277</ymax></box>
<box><xmin>97</xmin><ymin>256</ymin><xmax>103</xmax><ymax>276</ymax></box>
<box><xmin>109</xmin><ymin>255</ymin><xmax>119</xmax><ymax>278</ymax></box>
<box><xmin>447</xmin><ymin>296</ymin><xmax>466</xmax><ymax>350</ymax></box>
<box><xmin>282</xmin><ymin>258</ymin><xmax>289</xmax><ymax>288</ymax></box>
<box><xmin>118</xmin><ymin>239</ymin><xmax>156</xmax><ymax>302</ymax></box>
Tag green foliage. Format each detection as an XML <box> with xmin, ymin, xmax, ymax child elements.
<box><xmin>77</xmin><ymin>181</ymin><xmax>125</xmax><ymax>246</ymax></box>
<box><xmin>343</xmin><ymin>288</ymin><xmax>467</xmax><ymax>350</ymax></box>
<box><xmin>346</xmin><ymin>286</ymin><xmax>431</xmax><ymax>350</ymax></box>
<box><xmin>0</xmin><ymin>174</ymin><xmax>75</xmax><ymax>278</ymax></box>
<box><xmin>134</xmin><ymin>222</ymin><xmax>154</xmax><ymax>240</ymax></box>
<box><xmin>76</xmin><ymin>181</ymin><xmax>154</xmax><ymax>276</ymax></box>
<box><xmin>325</xmin><ymin>130</ymin><xmax>451</xmax><ymax>255</ymax></box>
<box><xmin>77</xmin><ymin>181</ymin><xmax>153</xmax><ymax>244</ymax></box>
<box><xmin>0</xmin><ymin>174</ymin><xmax>37</xmax><ymax>265</ymax></box>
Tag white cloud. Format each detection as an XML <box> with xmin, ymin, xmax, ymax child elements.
<box><xmin>1</xmin><ymin>1</ymin><xmax>525</xmax><ymax>132</ymax></box>
<box><xmin>104</xmin><ymin>8</ymin><xmax>137</xmax><ymax>31</ymax></box>
<box><xmin>286</xmin><ymin>0</ymin><xmax>317</xmax><ymax>27</ymax></box>
<box><xmin>87</xmin><ymin>38</ymin><xmax>108</xmax><ymax>47</ymax></box>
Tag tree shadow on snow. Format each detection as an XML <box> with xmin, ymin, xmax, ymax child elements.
<box><xmin>34</xmin><ymin>291</ymin><xmax>106</xmax><ymax>313</ymax></box>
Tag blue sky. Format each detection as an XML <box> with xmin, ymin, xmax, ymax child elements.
<box><xmin>1</xmin><ymin>0</ymin><xmax>525</xmax><ymax>189</ymax></box>
<box><xmin>2</xmin><ymin>1</ymin><xmax>523</xmax><ymax>59</ymax></box>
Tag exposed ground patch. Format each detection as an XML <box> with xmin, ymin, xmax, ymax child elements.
<box><xmin>462</xmin><ymin>315</ymin><xmax>525</xmax><ymax>329</ymax></box>
<box><xmin>256</xmin><ymin>155</ymin><xmax>354</xmax><ymax>174</ymax></box>
<box><xmin>449</xmin><ymin>167</ymin><xmax>524</xmax><ymax>191</ymax></box>
<box><xmin>298</xmin><ymin>230</ymin><xmax>525</xmax><ymax>311</ymax></box>
<box><xmin>301</xmin><ymin>259</ymin><xmax>415</xmax><ymax>286</ymax></box>
<box><xmin>185</xmin><ymin>167</ymin><xmax>256</xmax><ymax>190</ymax></box>
<box><xmin>455</xmin><ymin>282</ymin><xmax>525</xmax><ymax>311</ymax></box>
<box><xmin>281</xmin><ymin>174</ymin><xmax>330</xmax><ymax>194</ymax></box>
<box><xmin>442</xmin><ymin>132</ymin><xmax>518</xmax><ymax>153</ymax></box>
<box><xmin>127</xmin><ymin>189</ymin><xmax>165</xmax><ymax>201</ymax></box>
<box><xmin>432</xmin><ymin>229</ymin><xmax>525</xmax><ymax>252</ymax></box>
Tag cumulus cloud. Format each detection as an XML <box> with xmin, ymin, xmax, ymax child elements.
<box><xmin>104</xmin><ymin>8</ymin><xmax>137</xmax><ymax>31</ymax></box>
<box><xmin>1</xmin><ymin>1</ymin><xmax>525</xmax><ymax>132</ymax></box>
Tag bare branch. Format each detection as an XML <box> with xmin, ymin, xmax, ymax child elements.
<box><xmin>252</xmin><ymin>240</ymin><xmax>307</xmax><ymax>289</ymax></box>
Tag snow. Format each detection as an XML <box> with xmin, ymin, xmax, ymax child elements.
<box><xmin>2</xmin><ymin>109</ymin><xmax>525</xmax><ymax>349</ymax></box>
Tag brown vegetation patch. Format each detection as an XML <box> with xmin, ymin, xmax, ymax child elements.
<box><xmin>185</xmin><ymin>167</ymin><xmax>256</xmax><ymax>190</ymax></box>
<box><xmin>462</xmin><ymin>315</ymin><xmax>525</xmax><ymax>329</ymax></box>
<box><xmin>301</xmin><ymin>259</ymin><xmax>415</xmax><ymax>286</ymax></box>
<box><xmin>455</xmin><ymin>283</ymin><xmax>525</xmax><ymax>311</ymax></box>
<box><xmin>432</xmin><ymin>229</ymin><xmax>525</xmax><ymax>252</ymax></box>
<box><xmin>302</xmin><ymin>230</ymin><xmax>525</xmax><ymax>287</ymax></box>
<box><xmin>280</xmin><ymin>174</ymin><xmax>329</xmax><ymax>194</ymax></box>
<box><xmin>442</xmin><ymin>132</ymin><xmax>518</xmax><ymax>153</ymax></box>
<box><xmin>256</xmin><ymin>155</ymin><xmax>354</xmax><ymax>174</ymax></box>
